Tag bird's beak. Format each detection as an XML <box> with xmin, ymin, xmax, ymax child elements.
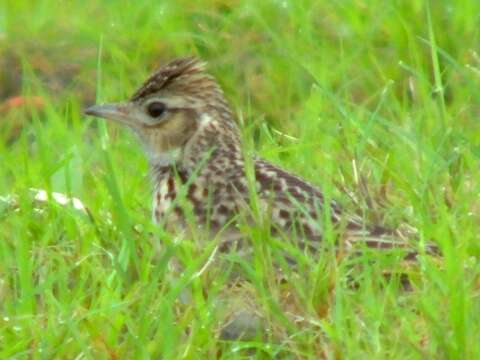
<box><xmin>84</xmin><ymin>102</ymin><xmax>135</xmax><ymax>126</ymax></box>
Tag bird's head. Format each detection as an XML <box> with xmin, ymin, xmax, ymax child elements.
<box><xmin>84</xmin><ymin>57</ymin><xmax>240</xmax><ymax>167</ymax></box>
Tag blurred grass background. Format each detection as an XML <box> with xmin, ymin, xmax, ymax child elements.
<box><xmin>1</xmin><ymin>0</ymin><xmax>479</xmax><ymax>358</ymax></box>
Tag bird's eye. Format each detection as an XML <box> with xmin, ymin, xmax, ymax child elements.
<box><xmin>147</xmin><ymin>102</ymin><xmax>166</xmax><ymax>118</ymax></box>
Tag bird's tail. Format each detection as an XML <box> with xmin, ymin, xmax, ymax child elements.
<box><xmin>343</xmin><ymin>221</ymin><xmax>440</xmax><ymax>261</ymax></box>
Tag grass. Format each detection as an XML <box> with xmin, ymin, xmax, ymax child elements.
<box><xmin>1</xmin><ymin>0</ymin><xmax>479</xmax><ymax>358</ymax></box>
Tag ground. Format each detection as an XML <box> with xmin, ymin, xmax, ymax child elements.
<box><xmin>1</xmin><ymin>1</ymin><xmax>479</xmax><ymax>358</ymax></box>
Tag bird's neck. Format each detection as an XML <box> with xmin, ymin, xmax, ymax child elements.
<box><xmin>149</xmin><ymin>115</ymin><xmax>242</xmax><ymax>183</ymax></box>
<box><xmin>179</xmin><ymin>115</ymin><xmax>242</xmax><ymax>171</ymax></box>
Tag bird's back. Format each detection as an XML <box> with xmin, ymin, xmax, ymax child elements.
<box><xmin>151</xmin><ymin>149</ymin><xmax>405</xmax><ymax>255</ymax></box>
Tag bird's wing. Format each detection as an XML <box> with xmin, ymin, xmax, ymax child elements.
<box><xmin>252</xmin><ymin>158</ymin><xmax>423</xmax><ymax>254</ymax></box>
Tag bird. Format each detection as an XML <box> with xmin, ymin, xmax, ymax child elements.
<box><xmin>84</xmin><ymin>56</ymin><xmax>408</xmax><ymax>256</ymax></box>
<box><xmin>84</xmin><ymin>56</ymin><xmax>436</xmax><ymax>341</ymax></box>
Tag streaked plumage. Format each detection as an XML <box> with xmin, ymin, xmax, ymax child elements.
<box><xmin>85</xmin><ymin>56</ymin><xmax>410</xmax><ymax>255</ymax></box>
<box><xmin>84</xmin><ymin>56</ymin><xmax>441</xmax><ymax>340</ymax></box>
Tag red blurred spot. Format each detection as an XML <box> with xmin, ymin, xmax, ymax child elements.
<box><xmin>0</xmin><ymin>96</ymin><xmax>45</xmax><ymax>112</ymax></box>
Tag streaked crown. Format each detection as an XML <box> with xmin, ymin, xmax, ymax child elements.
<box><xmin>132</xmin><ymin>57</ymin><xmax>233</xmax><ymax>119</ymax></box>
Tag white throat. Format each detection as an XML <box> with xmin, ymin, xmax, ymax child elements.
<box><xmin>149</xmin><ymin>148</ymin><xmax>182</xmax><ymax>167</ymax></box>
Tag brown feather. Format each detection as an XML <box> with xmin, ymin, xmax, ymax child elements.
<box><xmin>93</xmin><ymin>56</ymin><xmax>434</xmax><ymax>257</ymax></box>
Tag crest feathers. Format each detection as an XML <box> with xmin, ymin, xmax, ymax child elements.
<box><xmin>131</xmin><ymin>56</ymin><xmax>207</xmax><ymax>101</ymax></box>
